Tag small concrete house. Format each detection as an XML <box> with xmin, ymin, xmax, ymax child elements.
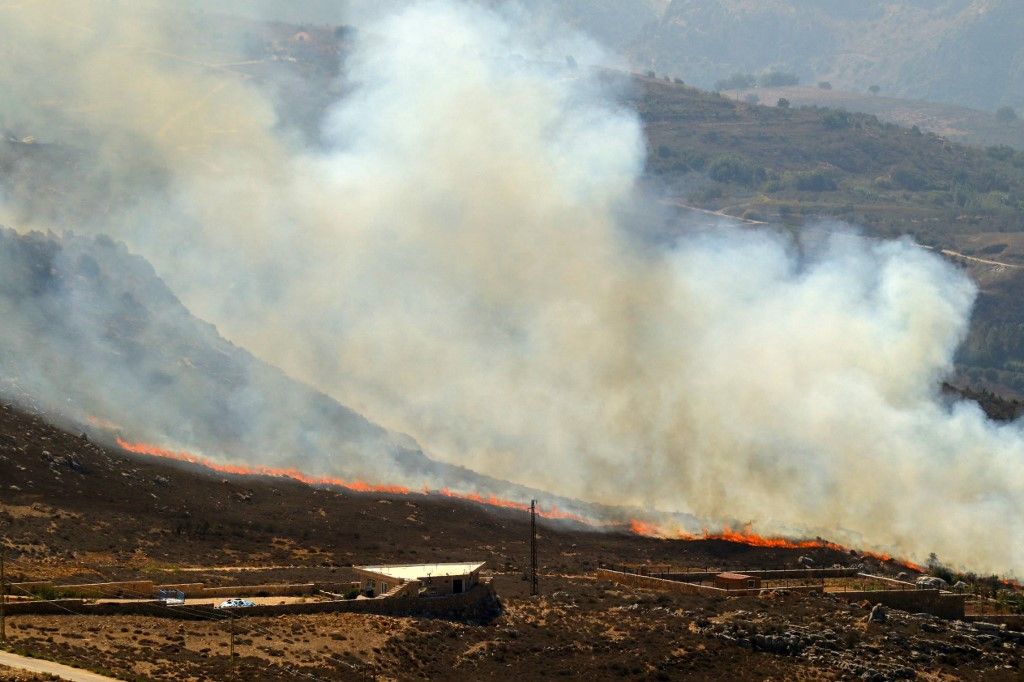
<box><xmin>354</xmin><ymin>562</ymin><xmax>485</xmax><ymax>597</ymax></box>
<box><xmin>714</xmin><ymin>572</ymin><xmax>761</xmax><ymax>591</ymax></box>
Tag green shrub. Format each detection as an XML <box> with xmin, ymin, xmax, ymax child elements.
<box><xmin>707</xmin><ymin>154</ymin><xmax>766</xmax><ymax>186</ymax></box>
<box><xmin>822</xmin><ymin>110</ymin><xmax>852</xmax><ymax>129</ymax></box>
<box><xmin>891</xmin><ymin>167</ymin><xmax>930</xmax><ymax>191</ymax></box>
<box><xmin>790</xmin><ymin>169</ymin><xmax>839</xmax><ymax>191</ymax></box>
<box><xmin>987</xmin><ymin>145</ymin><xmax>1016</xmax><ymax>162</ymax></box>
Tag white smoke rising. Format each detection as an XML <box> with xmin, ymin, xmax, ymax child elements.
<box><xmin>1</xmin><ymin>0</ymin><xmax>1023</xmax><ymax>573</ymax></box>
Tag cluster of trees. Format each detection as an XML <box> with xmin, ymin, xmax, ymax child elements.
<box><xmin>714</xmin><ymin>70</ymin><xmax>799</xmax><ymax>91</ymax></box>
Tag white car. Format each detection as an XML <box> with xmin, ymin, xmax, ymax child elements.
<box><xmin>215</xmin><ymin>598</ymin><xmax>256</xmax><ymax>609</ymax></box>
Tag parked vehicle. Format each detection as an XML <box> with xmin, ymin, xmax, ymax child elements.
<box><xmin>158</xmin><ymin>589</ymin><xmax>186</xmax><ymax>605</ymax></box>
<box><xmin>215</xmin><ymin>598</ymin><xmax>256</xmax><ymax>609</ymax></box>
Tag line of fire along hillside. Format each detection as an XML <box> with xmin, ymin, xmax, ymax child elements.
<box><xmin>114</xmin><ymin>436</ymin><xmax>929</xmax><ymax>575</ymax></box>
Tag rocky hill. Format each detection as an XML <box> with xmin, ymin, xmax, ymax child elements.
<box><xmin>0</xmin><ymin>227</ymin><xmax>603</xmax><ymax>512</ymax></box>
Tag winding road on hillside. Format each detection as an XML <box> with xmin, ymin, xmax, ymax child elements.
<box><xmin>918</xmin><ymin>244</ymin><xmax>1024</xmax><ymax>270</ymax></box>
<box><xmin>0</xmin><ymin>651</ymin><xmax>122</xmax><ymax>682</ymax></box>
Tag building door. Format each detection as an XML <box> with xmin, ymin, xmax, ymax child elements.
<box><xmin>452</xmin><ymin>578</ymin><xmax>463</xmax><ymax>594</ymax></box>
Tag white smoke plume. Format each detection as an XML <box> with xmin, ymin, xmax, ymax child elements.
<box><xmin>1</xmin><ymin>0</ymin><xmax>1023</xmax><ymax>573</ymax></box>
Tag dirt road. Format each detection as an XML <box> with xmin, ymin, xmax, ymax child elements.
<box><xmin>0</xmin><ymin>651</ymin><xmax>121</xmax><ymax>682</ymax></box>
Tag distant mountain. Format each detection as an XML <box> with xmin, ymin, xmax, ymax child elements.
<box><xmin>543</xmin><ymin>0</ymin><xmax>1024</xmax><ymax>113</ymax></box>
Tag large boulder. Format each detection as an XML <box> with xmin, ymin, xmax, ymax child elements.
<box><xmin>915</xmin><ymin>576</ymin><xmax>948</xmax><ymax>590</ymax></box>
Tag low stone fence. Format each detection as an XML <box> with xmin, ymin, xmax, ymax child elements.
<box><xmin>965</xmin><ymin>614</ymin><xmax>1024</xmax><ymax>628</ymax></box>
<box><xmin>597</xmin><ymin>568</ymin><xmax>726</xmax><ymax>595</ymax></box>
<box><xmin>12</xmin><ymin>580</ymin><xmax>317</xmax><ymax>600</ymax></box>
<box><xmin>2</xmin><ymin>583</ymin><xmax>501</xmax><ymax>622</ymax></box>
<box><xmin>11</xmin><ymin>581</ymin><xmax>157</xmax><ymax>599</ymax></box>
<box><xmin>155</xmin><ymin>583</ymin><xmax>205</xmax><ymax>594</ymax></box>
<box><xmin>1</xmin><ymin>599</ymin><xmax>86</xmax><ymax>615</ymax></box>
<box><xmin>597</xmin><ymin>568</ymin><xmax>827</xmax><ymax>597</ymax></box>
<box><xmin>833</xmin><ymin>589</ymin><xmax>966</xmax><ymax>620</ymax></box>
<box><xmin>643</xmin><ymin>568</ymin><xmax>859</xmax><ymax>582</ymax></box>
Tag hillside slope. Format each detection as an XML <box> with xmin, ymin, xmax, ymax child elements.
<box><xmin>0</xmin><ymin>227</ymin><xmax>601</xmax><ymax>510</ymax></box>
<box><xmin>724</xmin><ymin>86</ymin><xmax>1024</xmax><ymax>151</ymax></box>
<box><xmin>624</xmin><ymin>76</ymin><xmax>1024</xmax><ymax>395</ymax></box>
<box><xmin>2</xmin><ymin>401</ymin><xmax>1021</xmax><ymax>681</ymax></box>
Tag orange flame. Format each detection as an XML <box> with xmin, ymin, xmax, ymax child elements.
<box><xmin>113</xmin><ymin>436</ymin><xmax>926</xmax><ymax>572</ymax></box>
<box><xmin>628</xmin><ymin>519</ymin><xmax>925</xmax><ymax>573</ymax></box>
<box><xmin>116</xmin><ymin>438</ymin><xmax>411</xmax><ymax>494</ymax></box>
<box><xmin>115</xmin><ymin>438</ymin><xmax>592</xmax><ymax>524</ymax></box>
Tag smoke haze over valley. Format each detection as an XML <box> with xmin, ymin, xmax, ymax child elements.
<box><xmin>4</xmin><ymin>0</ymin><xmax>1024</xmax><ymax>577</ymax></box>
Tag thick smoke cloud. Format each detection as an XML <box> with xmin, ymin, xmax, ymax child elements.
<box><xmin>1</xmin><ymin>0</ymin><xmax>1023</xmax><ymax>573</ymax></box>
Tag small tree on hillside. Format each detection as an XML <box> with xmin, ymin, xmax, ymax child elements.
<box><xmin>777</xmin><ymin>97</ymin><xmax>791</xmax><ymax>109</ymax></box>
<box><xmin>869</xmin><ymin>85</ymin><xmax>881</xmax><ymax>95</ymax></box>
<box><xmin>818</xmin><ymin>81</ymin><xmax>832</xmax><ymax>90</ymax></box>
<box><xmin>997</xmin><ymin>106</ymin><xmax>1018</xmax><ymax>123</ymax></box>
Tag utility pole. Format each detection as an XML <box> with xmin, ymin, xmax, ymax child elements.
<box><xmin>530</xmin><ymin>500</ymin><xmax>538</xmax><ymax>596</ymax></box>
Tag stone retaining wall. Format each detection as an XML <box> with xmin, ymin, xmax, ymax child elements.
<box><xmin>186</xmin><ymin>584</ymin><xmax>315</xmax><ymax>598</ymax></box>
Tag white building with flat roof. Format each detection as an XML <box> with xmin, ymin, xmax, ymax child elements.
<box><xmin>354</xmin><ymin>562</ymin><xmax>485</xmax><ymax>597</ymax></box>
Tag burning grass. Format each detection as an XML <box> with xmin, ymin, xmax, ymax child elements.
<box><xmin>115</xmin><ymin>437</ymin><xmax>927</xmax><ymax>575</ymax></box>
